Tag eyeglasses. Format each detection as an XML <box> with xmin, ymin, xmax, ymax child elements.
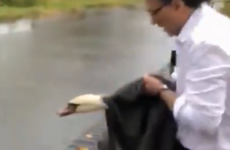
<box><xmin>149</xmin><ymin>5</ymin><xmax>165</xmax><ymax>16</ymax></box>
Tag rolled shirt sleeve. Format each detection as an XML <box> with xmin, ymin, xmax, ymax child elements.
<box><xmin>173</xmin><ymin>43</ymin><xmax>229</xmax><ymax>133</ymax></box>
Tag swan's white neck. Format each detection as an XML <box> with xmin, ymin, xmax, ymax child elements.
<box><xmin>69</xmin><ymin>94</ymin><xmax>108</xmax><ymax>113</ymax></box>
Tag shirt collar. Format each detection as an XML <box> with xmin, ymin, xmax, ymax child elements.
<box><xmin>177</xmin><ymin>3</ymin><xmax>209</xmax><ymax>43</ymax></box>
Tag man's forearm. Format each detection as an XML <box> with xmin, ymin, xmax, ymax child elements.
<box><xmin>159</xmin><ymin>90</ymin><xmax>177</xmax><ymax>110</ymax></box>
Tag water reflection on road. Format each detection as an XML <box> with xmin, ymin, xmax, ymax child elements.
<box><xmin>0</xmin><ymin>7</ymin><xmax>174</xmax><ymax>150</ymax></box>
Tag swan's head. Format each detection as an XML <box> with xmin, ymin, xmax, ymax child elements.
<box><xmin>57</xmin><ymin>94</ymin><xmax>107</xmax><ymax>117</ymax></box>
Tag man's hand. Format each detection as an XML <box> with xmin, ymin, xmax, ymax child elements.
<box><xmin>143</xmin><ymin>74</ymin><xmax>164</xmax><ymax>95</ymax></box>
<box><xmin>143</xmin><ymin>74</ymin><xmax>177</xmax><ymax>109</ymax></box>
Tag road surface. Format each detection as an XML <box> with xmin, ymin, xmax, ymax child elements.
<box><xmin>0</xmin><ymin>7</ymin><xmax>174</xmax><ymax>150</ymax></box>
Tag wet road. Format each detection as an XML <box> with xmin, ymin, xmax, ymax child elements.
<box><xmin>0</xmin><ymin>8</ymin><xmax>174</xmax><ymax>150</ymax></box>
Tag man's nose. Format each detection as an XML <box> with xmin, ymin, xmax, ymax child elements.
<box><xmin>150</xmin><ymin>16</ymin><xmax>158</xmax><ymax>25</ymax></box>
<box><xmin>151</xmin><ymin>19</ymin><xmax>156</xmax><ymax>25</ymax></box>
<box><xmin>151</xmin><ymin>19</ymin><xmax>158</xmax><ymax>26</ymax></box>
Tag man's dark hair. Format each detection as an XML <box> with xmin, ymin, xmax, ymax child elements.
<box><xmin>160</xmin><ymin>0</ymin><xmax>211</xmax><ymax>8</ymax></box>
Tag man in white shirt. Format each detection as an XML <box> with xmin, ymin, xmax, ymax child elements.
<box><xmin>143</xmin><ymin>0</ymin><xmax>230</xmax><ymax>150</ymax></box>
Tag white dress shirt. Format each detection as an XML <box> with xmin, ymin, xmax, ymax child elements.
<box><xmin>173</xmin><ymin>3</ymin><xmax>230</xmax><ymax>150</ymax></box>
<box><xmin>171</xmin><ymin>67</ymin><xmax>177</xmax><ymax>81</ymax></box>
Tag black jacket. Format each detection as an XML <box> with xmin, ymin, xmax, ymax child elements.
<box><xmin>102</xmin><ymin>75</ymin><xmax>187</xmax><ymax>150</ymax></box>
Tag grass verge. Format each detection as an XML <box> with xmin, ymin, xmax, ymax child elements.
<box><xmin>221</xmin><ymin>0</ymin><xmax>230</xmax><ymax>17</ymax></box>
<box><xmin>0</xmin><ymin>0</ymin><xmax>142</xmax><ymax>22</ymax></box>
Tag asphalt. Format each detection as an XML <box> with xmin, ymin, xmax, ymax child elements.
<box><xmin>0</xmin><ymin>7</ymin><xmax>175</xmax><ymax>150</ymax></box>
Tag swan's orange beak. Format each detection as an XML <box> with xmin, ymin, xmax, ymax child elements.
<box><xmin>57</xmin><ymin>104</ymin><xmax>78</xmax><ymax>117</ymax></box>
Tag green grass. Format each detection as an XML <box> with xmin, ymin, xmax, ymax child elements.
<box><xmin>0</xmin><ymin>0</ymin><xmax>142</xmax><ymax>22</ymax></box>
<box><xmin>221</xmin><ymin>0</ymin><xmax>230</xmax><ymax>17</ymax></box>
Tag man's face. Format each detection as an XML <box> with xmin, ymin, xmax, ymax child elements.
<box><xmin>145</xmin><ymin>0</ymin><xmax>184</xmax><ymax>36</ymax></box>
